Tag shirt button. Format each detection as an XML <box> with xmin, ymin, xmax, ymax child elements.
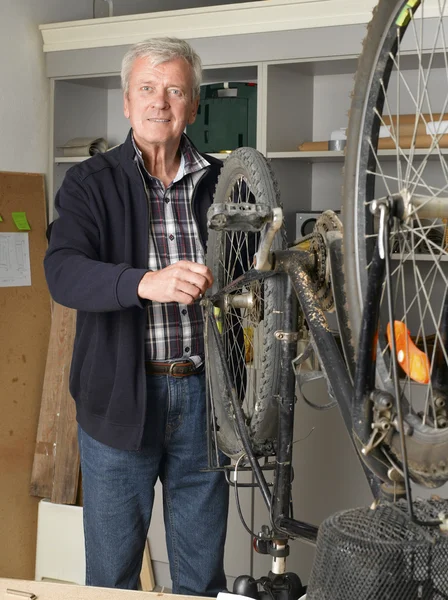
<box><xmin>182</xmin><ymin>309</ymin><xmax>187</xmax><ymax>315</ymax></box>
<box><xmin>185</xmin><ymin>347</ymin><xmax>190</xmax><ymax>353</ymax></box>
<box><xmin>169</xmin><ymin>234</ymin><xmax>174</xmax><ymax>241</ymax></box>
<box><xmin>164</xmin><ymin>198</ymin><xmax>170</xmax><ymax>203</ymax></box>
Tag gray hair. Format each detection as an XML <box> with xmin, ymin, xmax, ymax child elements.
<box><xmin>121</xmin><ymin>37</ymin><xmax>202</xmax><ymax>99</ymax></box>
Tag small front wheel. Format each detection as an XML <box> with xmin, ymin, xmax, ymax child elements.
<box><xmin>205</xmin><ymin>148</ymin><xmax>287</xmax><ymax>459</ymax></box>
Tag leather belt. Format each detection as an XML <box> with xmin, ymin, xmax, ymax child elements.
<box><xmin>145</xmin><ymin>359</ymin><xmax>204</xmax><ymax>378</ymax></box>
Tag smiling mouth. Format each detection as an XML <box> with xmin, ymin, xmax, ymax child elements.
<box><xmin>148</xmin><ymin>118</ymin><xmax>170</xmax><ymax>123</ymax></box>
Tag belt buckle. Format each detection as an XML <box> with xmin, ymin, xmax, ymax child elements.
<box><xmin>169</xmin><ymin>361</ymin><xmax>179</xmax><ymax>377</ymax></box>
<box><xmin>169</xmin><ymin>361</ymin><xmax>191</xmax><ymax>377</ymax></box>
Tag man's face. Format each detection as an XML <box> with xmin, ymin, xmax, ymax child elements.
<box><xmin>123</xmin><ymin>56</ymin><xmax>199</xmax><ymax>149</ymax></box>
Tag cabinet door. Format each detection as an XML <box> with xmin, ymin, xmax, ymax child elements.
<box><xmin>210</xmin><ymin>98</ymin><xmax>248</xmax><ymax>152</ymax></box>
<box><xmin>187</xmin><ymin>82</ymin><xmax>257</xmax><ymax>153</ymax></box>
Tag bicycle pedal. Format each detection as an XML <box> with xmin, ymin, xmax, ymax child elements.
<box><xmin>207</xmin><ymin>202</ymin><xmax>274</xmax><ymax>232</ymax></box>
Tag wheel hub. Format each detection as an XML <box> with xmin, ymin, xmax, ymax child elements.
<box><xmin>225</xmin><ymin>282</ymin><xmax>262</xmax><ymax>323</ymax></box>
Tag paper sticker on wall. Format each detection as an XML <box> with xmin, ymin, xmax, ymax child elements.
<box><xmin>0</xmin><ymin>232</ymin><xmax>32</xmax><ymax>287</ymax></box>
<box><xmin>12</xmin><ymin>212</ymin><xmax>31</xmax><ymax>231</ymax></box>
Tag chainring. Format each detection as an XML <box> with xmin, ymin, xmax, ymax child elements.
<box><xmin>308</xmin><ymin>210</ymin><xmax>343</xmax><ymax>312</ymax></box>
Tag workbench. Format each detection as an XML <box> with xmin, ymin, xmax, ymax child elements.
<box><xmin>1</xmin><ymin>579</ymin><xmax>209</xmax><ymax>600</ymax></box>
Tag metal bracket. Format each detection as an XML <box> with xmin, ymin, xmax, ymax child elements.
<box><xmin>253</xmin><ymin>207</ymin><xmax>283</xmax><ymax>271</ymax></box>
<box><xmin>275</xmin><ymin>330</ymin><xmax>299</xmax><ymax>342</ymax></box>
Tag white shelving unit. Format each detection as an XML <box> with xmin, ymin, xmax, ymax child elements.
<box><xmin>49</xmin><ymin>55</ymin><xmax>355</xmax><ymax>237</ymax></box>
<box><xmin>45</xmin><ymin>48</ymin><xmax>364</xmax><ymax>587</ymax></box>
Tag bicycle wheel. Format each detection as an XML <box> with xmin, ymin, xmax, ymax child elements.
<box><xmin>205</xmin><ymin>147</ymin><xmax>287</xmax><ymax>459</ymax></box>
<box><xmin>344</xmin><ymin>0</ymin><xmax>448</xmax><ymax>487</ymax></box>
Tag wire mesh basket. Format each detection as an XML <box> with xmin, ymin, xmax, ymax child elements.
<box><xmin>306</xmin><ymin>499</ymin><xmax>448</xmax><ymax>599</ymax></box>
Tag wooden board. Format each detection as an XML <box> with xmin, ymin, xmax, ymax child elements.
<box><xmin>0</xmin><ymin>172</ymin><xmax>51</xmax><ymax>579</ymax></box>
<box><xmin>139</xmin><ymin>539</ymin><xmax>155</xmax><ymax>592</ymax></box>
<box><xmin>51</xmin><ymin>338</ymin><xmax>80</xmax><ymax>504</ymax></box>
<box><xmin>382</xmin><ymin>112</ymin><xmax>445</xmax><ymax>126</ymax></box>
<box><xmin>298</xmin><ymin>140</ymin><xmax>329</xmax><ymax>151</ymax></box>
<box><xmin>378</xmin><ymin>134</ymin><xmax>448</xmax><ymax>149</ymax></box>
<box><xmin>1</xmin><ymin>579</ymin><xmax>208</xmax><ymax>600</ymax></box>
<box><xmin>30</xmin><ymin>302</ymin><xmax>79</xmax><ymax>505</ymax></box>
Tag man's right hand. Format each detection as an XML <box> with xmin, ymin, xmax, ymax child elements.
<box><xmin>137</xmin><ymin>260</ymin><xmax>213</xmax><ymax>305</ymax></box>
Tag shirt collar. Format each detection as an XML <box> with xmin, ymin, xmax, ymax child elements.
<box><xmin>132</xmin><ymin>133</ymin><xmax>209</xmax><ymax>183</ymax></box>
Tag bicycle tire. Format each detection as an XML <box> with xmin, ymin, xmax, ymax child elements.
<box><xmin>343</xmin><ymin>0</ymin><xmax>448</xmax><ymax>487</ymax></box>
<box><xmin>205</xmin><ymin>147</ymin><xmax>287</xmax><ymax>459</ymax></box>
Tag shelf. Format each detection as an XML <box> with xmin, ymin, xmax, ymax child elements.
<box><xmin>55</xmin><ymin>156</ymin><xmax>89</xmax><ymax>163</ymax></box>
<box><xmin>267</xmin><ymin>148</ymin><xmax>448</xmax><ymax>163</ymax></box>
<box><xmin>56</xmin><ymin>148</ymin><xmax>448</xmax><ymax>165</ymax></box>
<box><xmin>267</xmin><ymin>150</ymin><xmax>345</xmax><ymax>162</ymax></box>
<box><xmin>377</xmin><ymin>148</ymin><xmax>448</xmax><ymax>160</ymax></box>
<box><xmin>391</xmin><ymin>253</ymin><xmax>448</xmax><ymax>261</ymax></box>
<box><xmin>55</xmin><ymin>152</ymin><xmax>230</xmax><ymax>164</ymax></box>
<box><xmin>208</xmin><ymin>153</ymin><xmax>231</xmax><ymax>160</ymax></box>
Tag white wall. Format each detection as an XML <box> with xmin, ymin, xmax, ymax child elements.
<box><xmin>0</xmin><ymin>0</ymin><xmax>94</xmax><ymax>175</ymax></box>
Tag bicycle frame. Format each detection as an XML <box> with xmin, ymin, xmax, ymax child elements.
<box><xmin>202</xmin><ymin>2</ymin><xmax>448</xmax><ymax>593</ymax></box>
<box><xmin>204</xmin><ymin>239</ymin><xmax>377</xmax><ymax>543</ymax></box>
<box><xmin>204</xmin><ymin>205</ymin><xmax>439</xmax><ymax>545</ymax></box>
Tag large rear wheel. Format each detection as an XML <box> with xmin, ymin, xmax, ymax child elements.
<box><xmin>344</xmin><ymin>0</ymin><xmax>448</xmax><ymax>487</ymax></box>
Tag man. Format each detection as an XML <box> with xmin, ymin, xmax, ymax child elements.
<box><xmin>44</xmin><ymin>37</ymin><xmax>228</xmax><ymax>595</ymax></box>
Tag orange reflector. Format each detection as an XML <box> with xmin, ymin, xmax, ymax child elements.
<box><xmin>386</xmin><ymin>321</ymin><xmax>430</xmax><ymax>384</ymax></box>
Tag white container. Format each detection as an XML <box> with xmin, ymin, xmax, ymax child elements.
<box><xmin>35</xmin><ymin>499</ymin><xmax>85</xmax><ymax>585</ymax></box>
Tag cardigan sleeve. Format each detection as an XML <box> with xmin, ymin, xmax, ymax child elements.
<box><xmin>44</xmin><ymin>166</ymin><xmax>149</xmax><ymax>313</ymax></box>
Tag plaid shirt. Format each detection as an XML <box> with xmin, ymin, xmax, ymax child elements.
<box><xmin>133</xmin><ymin>134</ymin><xmax>210</xmax><ymax>362</ymax></box>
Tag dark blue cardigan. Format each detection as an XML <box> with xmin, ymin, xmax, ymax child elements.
<box><xmin>44</xmin><ymin>130</ymin><xmax>222</xmax><ymax>450</ymax></box>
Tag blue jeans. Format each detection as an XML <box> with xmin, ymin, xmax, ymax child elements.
<box><xmin>78</xmin><ymin>372</ymin><xmax>229</xmax><ymax>595</ymax></box>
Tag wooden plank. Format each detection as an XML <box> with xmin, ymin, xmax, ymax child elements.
<box><xmin>139</xmin><ymin>539</ymin><xmax>155</xmax><ymax>592</ymax></box>
<box><xmin>0</xmin><ymin>172</ymin><xmax>51</xmax><ymax>579</ymax></box>
<box><xmin>298</xmin><ymin>140</ymin><xmax>329</xmax><ymax>151</ymax></box>
<box><xmin>378</xmin><ymin>134</ymin><xmax>448</xmax><ymax>149</ymax></box>
<box><xmin>30</xmin><ymin>302</ymin><xmax>78</xmax><ymax>501</ymax></box>
<box><xmin>50</xmin><ymin>305</ymin><xmax>79</xmax><ymax>504</ymax></box>
<box><xmin>1</xmin><ymin>578</ymin><xmax>209</xmax><ymax>600</ymax></box>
